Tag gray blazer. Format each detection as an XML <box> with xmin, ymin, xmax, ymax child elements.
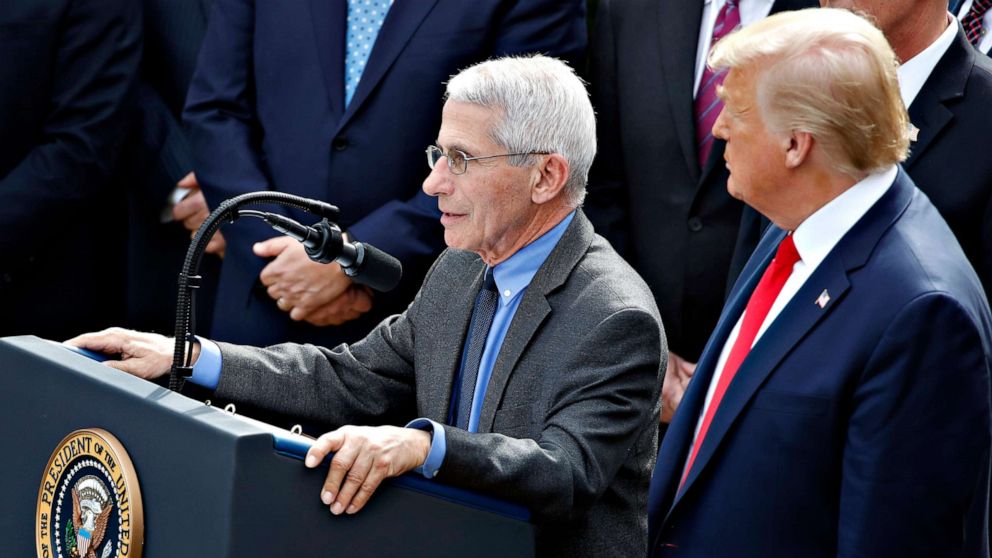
<box><xmin>215</xmin><ymin>211</ymin><xmax>667</xmax><ymax>557</ymax></box>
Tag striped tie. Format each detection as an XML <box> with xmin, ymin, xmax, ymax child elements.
<box><xmin>963</xmin><ymin>0</ymin><xmax>991</xmax><ymax>46</ymax></box>
<box><xmin>694</xmin><ymin>0</ymin><xmax>741</xmax><ymax>169</ymax></box>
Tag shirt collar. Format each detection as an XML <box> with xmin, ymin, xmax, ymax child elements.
<box><xmin>897</xmin><ymin>16</ymin><xmax>958</xmax><ymax>108</ymax></box>
<box><xmin>791</xmin><ymin>165</ymin><xmax>897</xmax><ymax>273</ymax></box>
<box><xmin>489</xmin><ymin>211</ymin><xmax>575</xmax><ymax>302</ymax></box>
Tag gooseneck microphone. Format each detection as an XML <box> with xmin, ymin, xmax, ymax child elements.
<box><xmin>169</xmin><ymin>191</ymin><xmax>402</xmax><ymax>393</ymax></box>
<box><xmin>244</xmin><ymin>211</ymin><xmax>403</xmax><ymax>293</ymax></box>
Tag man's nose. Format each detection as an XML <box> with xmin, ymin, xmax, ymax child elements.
<box><xmin>422</xmin><ymin>159</ymin><xmax>453</xmax><ymax>197</ymax></box>
<box><xmin>712</xmin><ymin>106</ymin><xmax>730</xmax><ymax>141</ymax></box>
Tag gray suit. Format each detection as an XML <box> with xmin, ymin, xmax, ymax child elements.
<box><xmin>213</xmin><ymin>212</ymin><xmax>666</xmax><ymax>557</ymax></box>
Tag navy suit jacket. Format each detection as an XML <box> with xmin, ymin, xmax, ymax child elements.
<box><xmin>184</xmin><ymin>0</ymin><xmax>587</xmax><ymax>347</ymax></box>
<box><xmin>0</xmin><ymin>0</ymin><xmax>140</xmax><ymax>339</ymax></box>
<box><xmin>648</xmin><ymin>170</ymin><xmax>992</xmax><ymax>557</ymax></box>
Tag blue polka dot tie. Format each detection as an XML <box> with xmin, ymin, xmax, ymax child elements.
<box><xmin>345</xmin><ymin>0</ymin><xmax>390</xmax><ymax>107</ymax></box>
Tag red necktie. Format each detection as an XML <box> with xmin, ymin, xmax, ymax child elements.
<box><xmin>694</xmin><ymin>0</ymin><xmax>741</xmax><ymax>168</ymax></box>
<box><xmin>963</xmin><ymin>0</ymin><xmax>991</xmax><ymax>47</ymax></box>
<box><xmin>680</xmin><ymin>234</ymin><xmax>801</xmax><ymax>489</ymax></box>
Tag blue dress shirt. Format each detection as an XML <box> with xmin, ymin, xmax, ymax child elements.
<box><xmin>191</xmin><ymin>211</ymin><xmax>576</xmax><ymax>479</ymax></box>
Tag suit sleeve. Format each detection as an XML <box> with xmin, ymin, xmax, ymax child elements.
<box><xmin>182</xmin><ymin>0</ymin><xmax>275</xmax><ymax>269</ymax></box>
<box><xmin>436</xmin><ymin>307</ymin><xmax>664</xmax><ymax>522</ymax></box>
<box><xmin>837</xmin><ymin>293</ymin><xmax>991</xmax><ymax>557</ymax></box>
<box><xmin>583</xmin><ymin>0</ymin><xmax>631</xmax><ymax>255</ymax></box>
<box><xmin>347</xmin><ymin>0</ymin><xmax>588</xmax><ymax>267</ymax></box>
<box><xmin>208</xmin><ymin>252</ymin><xmax>451</xmax><ymax>426</ymax></box>
<box><xmin>0</xmin><ymin>0</ymin><xmax>141</xmax><ymax>260</ymax></box>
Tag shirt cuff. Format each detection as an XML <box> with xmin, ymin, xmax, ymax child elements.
<box><xmin>189</xmin><ymin>336</ymin><xmax>222</xmax><ymax>390</ymax></box>
<box><xmin>405</xmin><ymin>418</ymin><xmax>446</xmax><ymax>479</ymax></box>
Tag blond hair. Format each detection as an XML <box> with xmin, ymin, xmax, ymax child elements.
<box><xmin>709</xmin><ymin>8</ymin><xmax>909</xmax><ymax>177</ymax></box>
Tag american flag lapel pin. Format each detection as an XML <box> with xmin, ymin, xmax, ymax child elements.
<box><xmin>815</xmin><ymin>289</ymin><xmax>830</xmax><ymax>309</ymax></box>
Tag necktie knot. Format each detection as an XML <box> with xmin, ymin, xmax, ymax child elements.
<box><xmin>772</xmin><ymin>234</ymin><xmax>801</xmax><ymax>271</ymax></box>
<box><xmin>481</xmin><ymin>271</ymin><xmax>498</xmax><ymax>294</ymax></box>
<box><xmin>964</xmin><ymin>0</ymin><xmax>991</xmax><ymax>45</ymax></box>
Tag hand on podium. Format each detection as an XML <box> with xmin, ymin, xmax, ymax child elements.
<box><xmin>305</xmin><ymin>425</ymin><xmax>430</xmax><ymax>516</ymax></box>
<box><xmin>65</xmin><ymin>328</ymin><xmax>190</xmax><ymax>379</ymax></box>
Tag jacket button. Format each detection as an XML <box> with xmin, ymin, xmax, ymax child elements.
<box><xmin>331</xmin><ymin>137</ymin><xmax>349</xmax><ymax>151</ymax></box>
<box><xmin>688</xmin><ymin>217</ymin><xmax>703</xmax><ymax>232</ymax></box>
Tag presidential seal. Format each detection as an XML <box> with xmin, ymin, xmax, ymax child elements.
<box><xmin>36</xmin><ymin>429</ymin><xmax>144</xmax><ymax>558</ymax></box>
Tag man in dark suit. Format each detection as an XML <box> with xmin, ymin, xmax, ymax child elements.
<box><xmin>734</xmin><ymin>0</ymin><xmax>992</xmax><ymax>306</ymax></box>
<box><xmin>70</xmin><ymin>55</ymin><xmax>666</xmax><ymax>558</ymax></box>
<box><xmin>585</xmin><ymin>0</ymin><xmax>815</xmax><ymax>422</ymax></box>
<box><xmin>122</xmin><ymin>0</ymin><xmax>220</xmax><ymax>334</ymax></box>
<box><xmin>182</xmin><ymin>0</ymin><xmax>587</xmax><ymax>349</ymax></box>
<box><xmin>648</xmin><ymin>9</ymin><xmax>992</xmax><ymax>556</ymax></box>
<box><xmin>0</xmin><ymin>0</ymin><xmax>141</xmax><ymax>340</ymax></box>
<box><xmin>952</xmin><ymin>0</ymin><xmax>992</xmax><ymax>54</ymax></box>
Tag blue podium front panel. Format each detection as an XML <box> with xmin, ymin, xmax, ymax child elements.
<box><xmin>1</xmin><ymin>336</ymin><xmax>534</xmax><ymax>557</ymax></box>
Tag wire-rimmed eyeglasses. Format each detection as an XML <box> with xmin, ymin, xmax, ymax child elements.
<box><xmin>426</xmin><ymin>145</ymin><xmax>549</xmax><ymax>175</ymax></box>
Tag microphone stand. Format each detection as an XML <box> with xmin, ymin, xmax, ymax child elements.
<box><xmin>168</xmin><ymin>192</ymin><xmax>340</xmax><ymax>392</ymax></box>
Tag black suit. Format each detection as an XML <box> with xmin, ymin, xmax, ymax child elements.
<box><xmin>0</xmin><ymin>0</ymin><xmax>141</xmax><ymax>339</ymax></box>
<box><xmin>585</xmin><ymin>0</ymin><xmax>816</xmax><ymax>362</ymax></box>
<box><xmin>122</xmin><ymin>0</ymin><xmax>219</xmax><ymax>334</ymax></box>
<box><xmin>730</xmin><ymin>26</ymin><xmax>992</xmax><ymax>304</ymax></box>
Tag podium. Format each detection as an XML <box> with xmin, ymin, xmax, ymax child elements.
<box><xmin>1</xmin><ymin>336</ymin><xmax>535</xmax><ymax>557</ymax></box>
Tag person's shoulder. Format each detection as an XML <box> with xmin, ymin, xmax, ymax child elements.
<box><xmin>567</xmin><ymin>234</ymin><xmax>661</xmax><ymax>318</ymax></box>
<box><xmin>966</xmin><ymin>50</ymin><xmax>992</xmax><ymax>97</ymax></box>
<box><xmin>871</xmin><ymin>194</ymin><xmax>986</xmax><ymax>312</ymax></box>
<box><xmin>422</xmin><ymin>248</ymin><xmax>483</xmax><ymax>286</ymax></box>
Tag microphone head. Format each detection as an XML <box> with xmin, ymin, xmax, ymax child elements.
<box><xmin>344</xmin><ymin>242</ymin><xmax>403</xmax><ymax>292</ymax></box>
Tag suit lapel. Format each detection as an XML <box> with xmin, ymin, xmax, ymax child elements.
<box><xmin>667</xmin><ymin>169</ymin><xmax>917</xmax><ymax>517</ymax></box>
<box><xmin>336</xmin><ymin>0</ymin><xmax>438</xmax><ymax>133</ymax></box>
<box><xmin>657</xmin><ymin>0</ymin><xmax>705</xmax><ymax>181</ymax></box>
<box><xmin>651</xmin><ymin>228</ymin><xmax>778</xmax><ymax>530</ymax></box>
<box><xmin>674</xmin><ymin>262</ymin><xmax>850</xmax><ymax>504</ymax></box>
<box><xmin>424</xmin><ymin>257</ymin><xmax>485</xmax><ymax>423</ymax></box>
<box><xmin>310</xmin><ymin>0</ymin><xmax>347</xmax><ymax>119</ymax></box>
<box><xmin>477</xmin><ymin>212</ymin><xmax>595</xmax><ymax>432</ymax></box>
<box><xmin>906</xmin><ymin>26</ymin><xmax>971</xmax><ymax>168</ymax></box>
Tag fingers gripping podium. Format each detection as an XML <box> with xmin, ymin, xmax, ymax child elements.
<box><xmin>2</xmin><ymin>336</ymin><xmax>534</xmax><ymax>557</ymax></box>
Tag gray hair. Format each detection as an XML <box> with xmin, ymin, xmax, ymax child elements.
<box><xmin>445</xmin><ymin>55</ymin><xmax>596</xmax><ymax>207</ymax></box>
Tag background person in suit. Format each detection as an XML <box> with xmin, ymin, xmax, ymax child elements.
<box><xmin>121</xmin><ymin>0</ymin><xmax>220</xmax><ymax>335</ymax></box>
<box><xmin>182</xmin><ymin>0</ymin><xmax>587</xmax><ymax>349</ymax></box>
<box><xmin>952</xmin><ymin>0</ymin><xmax>992</xmax><ymax>54</ymax></box>
<box><xmin>647</xmin><ymin>9</ymin><xmax>992</xmax><ymax>556</ymax></box>
<box><xmin>0</xmin><ymin>0</ymin><xmax>141</xmax><ymax>340</ymax></box>
<box><xmin>732</xmin><ymin>0</ymin><xmax>992</xmax><ymax>312</ymax></box>
<box><xmin>585</xmin><ymin>0</ymin><xmax>815</xmax><ymax>423</ymax></box>
<box><xmin>70</xmin><ymin>55</ymin><xmax>666</xmax><ymax>558</ymax></box>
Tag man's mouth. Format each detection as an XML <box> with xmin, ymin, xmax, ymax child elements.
<box><xmin>440</xmin><ymin>212</ymin><xmax>466</xmax><ymax>225</ymax></box>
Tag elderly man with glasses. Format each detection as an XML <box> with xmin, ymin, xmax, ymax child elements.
<box><xmin>69</xmin><ymin>55</ymin><xmax>667</xmax><ymax>558</ymax></box>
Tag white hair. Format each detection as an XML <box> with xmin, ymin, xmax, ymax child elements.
<box><xmin>445</xmin><ymin>54</ymin><xmax>597</xmax><ymax>207</ymax></box>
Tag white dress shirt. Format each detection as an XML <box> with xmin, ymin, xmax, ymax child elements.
<box><xmin>693</xmin><ymin>0</ymin><xmax>776</xmax><ymax>96</ymax></box>
<box><xmin>896</xmin><ymin>17</ymin><xmax>959</xmax><ymax>108</ymax></box>
<box><xmin>958</xmin><ymin>0</ymin><xmax>992</xmax><ymax>54</ymax></box>
<box><xmin>685</xmin><ymin>165</ymin><xmax>899</xmax><ymax>462</ymax></box>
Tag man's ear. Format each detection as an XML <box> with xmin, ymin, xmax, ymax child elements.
<box><xmin>531</xmin><ymin>153</ymin><xmax>570</xmax><ymax>205</ymax></box>
<box><xmin>784</xmin><ymin>130</ymin><xmax>814</xmax><ymax>169</ymax></box>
